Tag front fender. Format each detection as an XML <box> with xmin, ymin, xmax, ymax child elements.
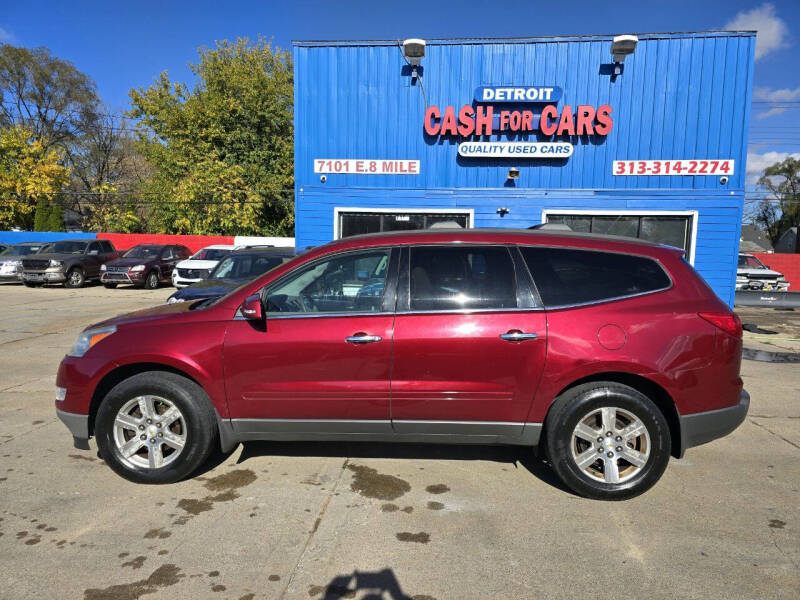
<box><xmin>86</xmin><ymin>321</ymin><xmax>229</xmax><ymax>417</ymax></box>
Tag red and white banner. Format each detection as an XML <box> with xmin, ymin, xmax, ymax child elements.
<box><xmin>613</xmin><ymin>159</ymin><xmax>734</xmax><ymax>176</ymax></box>
<box><xmin>314</xmin><ymin>159</ymin><xmax>419</xmax><ymax>175</ymax></box>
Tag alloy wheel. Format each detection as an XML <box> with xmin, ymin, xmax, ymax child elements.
<box><xmin>67</xmin><ymin>269</ymin><xmax>84</xmax><ymax>287</ymax></box>
<box><xmin>112</xmin><ymin>395</ymin><xmax>187</xmax><ymax>469</ymax></box>
<box><xmin>569</xmin><ymin>406</ymin><xmax>651</xmax><ymax>484</ymax></box>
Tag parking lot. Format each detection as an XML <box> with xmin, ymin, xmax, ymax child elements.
<box><xmin>0</xmin><ymin>282</ymin><xmax>798</xmax><ymax>600</ymax></box>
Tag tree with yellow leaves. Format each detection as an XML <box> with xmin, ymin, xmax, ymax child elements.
<box><xmin>0</xmin><ymin>125</ymin><xmax>70</xmax><ymax>229</ymax></box>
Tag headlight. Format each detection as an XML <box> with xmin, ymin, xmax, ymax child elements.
<box><xmin>777</xmin><ymin>277</ymin><xmax>787</xmax><ymax>283</ymax></box>
<box><xmin>100</xmin><ymin>264</ymin><xmax>107</xmax><ymax>271</ymax></box>
<box><xmin>167</xmin><ymin>296</ymin><xmax>185</xmax><ymax>304</ymax></box>
<box><xmin>130</xmin><ymin>265</ymin><xmax>146</xmax><ymax>272</ymax></box>
<box><xmin>7</xmin><ymin>260</ymin><xmax>21</xmax><ymax>266</ymax></box>
<box><xmin>67</xmin><ymin>325</ymin><xmax>117</xmax><ymax>358</ymax></box>
<box><xmin>49</xmin><ymin>259</ymin><xmax>63</xmax><ymax>268</ymax></box>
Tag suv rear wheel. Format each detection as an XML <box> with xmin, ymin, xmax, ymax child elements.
<box><xmin>95</xmin><ymin>371</ymin><xmax>217</xmax><ymax>484</ymax></box>
<box><xmin>545</xmin><ymin>382</ymin><xmax>671</xmax><ymax>500</ymax></box>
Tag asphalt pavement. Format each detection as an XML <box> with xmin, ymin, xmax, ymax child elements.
<box><xmin>0</xmin><ymin>283</ymin><xmax>798</xmax><ymax>600</ymax></box>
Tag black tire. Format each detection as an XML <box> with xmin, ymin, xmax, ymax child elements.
<box><xmin>544</xmin><ymin>382</ymin><xmax>671</xmax><ymax>500</ymax></box>
<box><xmin>103</xmin><ymin>282</ymin><xmax>118</xmax><ymax>289</ymax></box>
<box><xmin>64</xmin><ymin>267</ymin><xmax>85</xmax><ymax>288</ymax></box>
<box><xmin>144</xmin><ymin>270</ymin><xmax>160</xmax><ymax>289</ymax></box>
<box><xmin>95</xmin><ymin>371</ymin><xmax>217</xmax><ymax>484</ymax></box>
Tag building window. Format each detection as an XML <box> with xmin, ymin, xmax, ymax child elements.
<box><xmin>337</xmin><ymin>210</ymin><xmax>471</xmax><ymax>239</ymax></box>
<box><xmin>544</xmin><ymin>212</ymin><xmax>694</xmax><ymax>256</ymax></box>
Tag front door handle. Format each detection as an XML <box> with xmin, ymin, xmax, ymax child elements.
<box><xmin>345</xmin><ymin>333</ymin><xmax>382</xmax><ymax>344</ymax></box>
<box><xmin>499</xmin><ymin>330</ymin><xmax>538</xmax><ymax>342</ymax></box>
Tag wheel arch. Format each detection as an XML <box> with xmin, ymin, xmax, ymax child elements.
<box><xmin>89</xmin><ymin>362</ymin><xmax>213</xmax><ymax>437</ymax></box>
<box><xmin>543</xmin><ymin>372</ymin><xmax>682</xmax><ymax>458</ymax></box>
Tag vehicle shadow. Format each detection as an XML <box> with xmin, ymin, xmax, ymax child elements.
<box><xmin>204</xmin><ymin>439</ymin><xmax>575</xmax><ymax>496</ymax></box>
<box><xmin>308</xmin><ymin>567</ymin><xmax>423</xmax><ymax>599</ymax></box>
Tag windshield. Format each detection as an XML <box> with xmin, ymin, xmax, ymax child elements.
<box><xmin>738</xmin><ymin>255</ymin><xmax>766</xmax><ymax>269</ymax></box>
<box><xmin>210</xmin><ymin>254</ymin><xmax>289</xmax><ymax>280</ymax></box>
<box><xmin>124</xmin><ymin>245</ymin><xmax>161</xmax><ymax>259</ymax></box>
<box><xmin>48</xmin><ymin>241</ymin><xmax>88</xmax><ymax>254</ymax></box>
<box><xmin>0</xmin><ymin>245</ymin><xmax>44</xmax><ymax>256</ymax></box>
<box><xmin>191</xmin><ymin>248</ymin><xmax>231</xmax><ymax>261</ymax></box>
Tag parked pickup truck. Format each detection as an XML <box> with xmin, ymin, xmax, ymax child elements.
<box><xmin>736</xmin><ymin>253</ymin><xmax>790</xmax><ymax>292</ymax></box>
<box><xmin>22</xmin><ymin>239</ymin><xmax>120</xmax><ymax>288</ymax></box>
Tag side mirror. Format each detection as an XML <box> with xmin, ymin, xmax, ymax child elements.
<box><xmin>240</xmin><ymin>294</ymin><xmax>263</xmax><ymax>321</ymax></box>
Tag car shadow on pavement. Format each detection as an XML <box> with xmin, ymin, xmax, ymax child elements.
<box><xmin>310</xmin><ymin>567</ymin><xmax>420</xmax><ymax>599</ymax></box>
<box><xmin>211</xmin><ymin>440</ymin><xmax>576</xmax><ymax>496</ymax></box>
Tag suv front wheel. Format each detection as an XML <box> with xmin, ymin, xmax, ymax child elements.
<box><xmin>64</xmin><ymin>267</ymin><xmax>85</xmax><ymax>288</ymax></box>
<box><xmin>143</xmin><ymin>270</ymin><xmax>160</xmax><ymax>289</ymax></box>
<box><xmin>95</xmin><ymin>371</ymin><xmax>217</xmax><ymax>484</ymax></box>
<box><xmin>545</xmin><ymin>382</ymin><xmax>671</xmax><ymax>500</ymax></box>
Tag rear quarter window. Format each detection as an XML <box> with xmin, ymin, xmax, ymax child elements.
<box><xmin>520</xmin><ymin>246</ymin><xmax>671</xmax><ymax>307</ymax></box>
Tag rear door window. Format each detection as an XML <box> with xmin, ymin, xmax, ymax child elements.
<box><xmin>520</xmin><ymin>247</ymin><xmax>671</xmax><ymax>307</ymax></box>
<box><xmin>409</xmin><ymin>246</ymin><xmax>517</xmax><ymax>311</ymax></box>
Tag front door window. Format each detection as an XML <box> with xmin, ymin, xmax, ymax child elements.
<box><xmin>265</xmin><ymin>249</ymin><xmax>392</xmax><ymax>315</ymax></box>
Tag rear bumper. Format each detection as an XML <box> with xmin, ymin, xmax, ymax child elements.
<box><xmin>679</xmin><ymin>390</ymin><xmax>750</xmax><ymax>456</ymax></box>
<box><xmin>56</xmin><ymin>408</ymin><xmax>90</xmax><ymax>450</ymax></box>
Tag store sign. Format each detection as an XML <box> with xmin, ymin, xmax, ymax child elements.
<box><xmin>314</xmin><ymin>158</ymin><xmax>419</xmax><ymax>175</ymax></box>
<box><xmin>424</xmin><ymin>85</ymin><xmax>613</xmax><ymax>162</ymax></box>
<box><xmin>458</xmin><ymin>142</ymin><xmax>573</xmax><ymax>158</ymax></box>
<box><xmin>424</xmin><ymin>104</ymin><xmax>613</xmax><ymax>137</ymax></box>
<box><xmin>612</xmin><ymin>159</ymin><xmax>734</xmax><ymax>176</ymax></box>
<box><xmin>474</xmin><ymin>86</ymin><xmax>563</xmax><ymax>103</ymax></box>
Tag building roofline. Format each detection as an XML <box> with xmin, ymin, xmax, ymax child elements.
<box><xmin>293</xmin><ymin>30</ymin><xmax>756</xmax><ymax>47</ymax></box>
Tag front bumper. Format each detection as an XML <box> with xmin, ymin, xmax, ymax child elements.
<box><xmin>22</xmin><ymin>270</ymin><xmax>66</xmax><ymax>283</ymax></box>
<box><xmin>679</xmin><ymin>390</ymin><xmax>750</xmax><ymax>455</ymax></box>
<box><xmin>735</xmin><ymin>281</ymin><xmax>790</xmax><ymax>292</ymax></box>
<box><xmin>0</xmin><ymin>265</ymin><xmax>22</xmax><ymax>280</ymax></box>
<box><xmin>172</xmin><ymin>276</ymin><xmax>202</xmax><ymax>288</ymax></box>
<box><xmin>101</xmin><ymin>271</ymin><xmax>143</xmax><ymax>284</ymax></box>
<box><xmin>57</xmin><ymin>408</ymin><xmax>90</xmax><ymax>450</ymax></box>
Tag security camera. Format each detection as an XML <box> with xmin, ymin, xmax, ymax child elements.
<box><xmin>403</xmin><ymin>39</ymin><xmax>426</xmax><ymax>66</ymax></box>
<box><xmin>507</xmin><ymin>167</ymin><xmax>520</xmax><ymax>180</ymax></box>
<box><xmin>611</xmin><ymin>35</ymin><xmax>638</xmax><ymax>63</ymax></box>
<box><xmin>719</xmin><ymin>176</ymin><xmax>728</xmax><ymax>185</ymax></box>
<box><xmin>319</xmin><ymin>175</ymin><xmax>327</xmax><ymax>183</ymax></box>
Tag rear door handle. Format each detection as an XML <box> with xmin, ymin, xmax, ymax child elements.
<box><xmin>499</xmin><ymin>330</ymin><xmax>538</xmax><ymax>342</ymax></box>
<box><xmin>345</xmin><ymin>333</ymin><xmax>382</xmax><ymax>344</ymax></box>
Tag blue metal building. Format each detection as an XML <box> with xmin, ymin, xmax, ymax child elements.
<box><xmin>293</xmin><ymin>31</ymin><xmax>755</xmax><ymax>305</ymax></box>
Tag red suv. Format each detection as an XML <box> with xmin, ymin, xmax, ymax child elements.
<box><xmin>56</xmin><ymin>230</ymin><xmax>748</xmax><ymax>499</ymax></box>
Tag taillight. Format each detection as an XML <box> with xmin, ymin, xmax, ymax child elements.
<box><xmin>698</xmin><ymin>312</ymin><xmax>742</xmax><ymax>338</ymax></box>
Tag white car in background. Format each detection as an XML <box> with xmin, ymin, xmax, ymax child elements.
<box><xmin>736</xmin><ymin>253</ymin><xmax>790</xmax><ymax>292</ymax></box>
<box><xmin>172</xmin><ymin>245</ymin><xmax>237</xmax><ymax>288</ymax></box>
